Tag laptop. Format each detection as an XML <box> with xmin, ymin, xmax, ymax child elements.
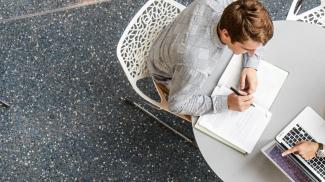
<box><xmin>262</xmin><ymin>106</ymin><xmax>325</xmax><ymax>182</ymax></box>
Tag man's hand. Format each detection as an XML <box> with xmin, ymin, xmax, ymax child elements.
<box><xmin>282</xmin><ymin>141</ymin><xmax>319</xmax><ymax>160</ymax></box>
<box><xmin>240</xmin><ymin>67</ymin><xmax>258</xmax><ymax>94</ymax></box>
<box><xmin>227</xmin><ymin>90</ymin><xmax>254</xmax><ymax>112</ymax></box>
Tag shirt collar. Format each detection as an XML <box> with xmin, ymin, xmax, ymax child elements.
<box><xmin>210</xmin><ymin>15</ymin><xmax>225</xmax><ymax>49</ymax></box>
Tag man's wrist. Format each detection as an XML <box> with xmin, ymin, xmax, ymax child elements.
<box><xmin>316</xmin><ymin>142</ymin><xmax>325</xmax><ymax>158</ymax></box>
<box><xmin>243</xmin><ymin>67</ymin><xmax>257</xmax><ymax>71</ymax></box>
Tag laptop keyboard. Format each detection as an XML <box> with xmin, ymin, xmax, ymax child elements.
<box><xmin>283</xmin><ymin>124</ymin><xmax>325</xmax><ymax>179</ymax></box>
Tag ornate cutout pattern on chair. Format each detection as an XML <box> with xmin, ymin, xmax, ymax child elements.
<box><xmin>118</xmin><ymin>0</ymin><xmax>184</xmax><ymax>80</ymax></box>
<box><xmin>297</xmin><ymin>6</ymin><xmax>325</xmax><ymax>28</ymax></box>
<box><xmin>287</xmin><ymin>0</ymin><xmax>325</xmax><ymax>28</ymax></box>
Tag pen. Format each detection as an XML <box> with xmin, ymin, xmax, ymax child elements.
<box><xmin>230</xmin><ymin>87</ymin><xmax>255</xmax><ymax>107</ymax></box>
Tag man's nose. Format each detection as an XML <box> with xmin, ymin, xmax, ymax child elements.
<box><xmin>247</xmin><ymin>50</ymin><xmax>256</xmax><ymax>56</ymax></box>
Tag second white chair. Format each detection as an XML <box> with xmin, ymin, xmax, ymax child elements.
<box><xmin>287</xmin><ymin>0</ymin><xmax>325</xmax><ymax>28</ymax></box>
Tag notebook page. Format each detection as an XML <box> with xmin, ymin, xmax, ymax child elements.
<box><xmin>197</xmin><ymin>86</ymin><xmax>272</xmax><ymax>153</ymax></box>
<box><xmin>217</xmin><ymin>55</ymin><xmax>288</xmax><ymax>109</ymax></box>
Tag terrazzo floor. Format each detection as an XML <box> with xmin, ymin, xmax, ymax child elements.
<box><xmin>0</xmin><ymin>0</ymin><xmax>320</xmax><ymax>181</ymax></box>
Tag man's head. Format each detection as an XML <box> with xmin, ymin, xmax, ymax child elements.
<box><xmin>218</xmin><ymin>0</ymin><xmax>273</xmax><ymax>56</ymax></box>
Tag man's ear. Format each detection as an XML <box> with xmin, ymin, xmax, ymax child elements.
<box><xmin>221</xmin><ymin>29</ymin><xmax>229</xmax><ymax>38</ymax></box>
<box><xmin>220</xmin><ymin>28</ymin><xmax>231</xmax><ymax>43</ymax></box>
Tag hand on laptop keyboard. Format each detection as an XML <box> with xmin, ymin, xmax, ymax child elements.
<box><xmin>282</xmin><ymin>141</ymin><xmax>319</xmax><ymax>160</ymax></box>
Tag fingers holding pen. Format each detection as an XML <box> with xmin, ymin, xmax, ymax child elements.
<box><xmin>228</xmin><ymin>92</ymin><xmax>254</xmax><ymax>112</ymax></box>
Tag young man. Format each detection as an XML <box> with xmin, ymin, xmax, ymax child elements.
<box><xmin>147</xmin><ymin>0</ymin><xmax>273</xmax><ymax>116</ymax></box>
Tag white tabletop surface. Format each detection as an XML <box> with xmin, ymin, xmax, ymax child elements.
<box><xmin>193</xmin><ymin>20</ymin><xmax>325</xmax><ymax>182</ymax></box>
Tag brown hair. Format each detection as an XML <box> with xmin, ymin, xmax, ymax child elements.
<box><xmin>219</xmin><ymin>0</ymin><xmax>273</xmax><ymax>45</ymax></box>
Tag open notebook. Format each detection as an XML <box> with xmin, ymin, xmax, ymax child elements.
<box><xmin>195</xmin><ymin>55</ymin><xmax>289</xmax><ymax>154</ymax></box>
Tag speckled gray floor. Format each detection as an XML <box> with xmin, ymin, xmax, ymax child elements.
<box><xmin>0</xmin><ymin>0</ymin><xmax>320</xmax><ymax>181</ymax></box>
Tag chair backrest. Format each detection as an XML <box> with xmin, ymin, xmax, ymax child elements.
<box><xmin>287</xmin><ymin>0</ymin><xmax>325</xmax><ymax>28</ymax></box>
<box><xmin>116</xmin><ymin>0</ymin><xmax>185</xmax><ymax>105</ymax></box>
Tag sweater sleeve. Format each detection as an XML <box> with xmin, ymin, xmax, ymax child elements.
<box><xmin>242</xmin><ymin>46</ymin><xmax>264</xmax><ymax>70</ymax></box>
<box><xmin>167</xmin><ymin>65</ymin><xmax>228</xmax><ymax>116</ymax></box>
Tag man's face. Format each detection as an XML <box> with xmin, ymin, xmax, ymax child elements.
<box><xmin>219</xmin><ymin>28</ymin><xmax>262</xmax><ymax>56</ymax></box>
<box><xmin>227</xmin><ymin>39</ymin><xmax>262</xmax><ymax>56</ymax></box>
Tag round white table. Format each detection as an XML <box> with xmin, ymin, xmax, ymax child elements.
<box><xmin>193</xmin><ymin>21</ymin><xmax>325</xmax><ymax>182</ymax></box>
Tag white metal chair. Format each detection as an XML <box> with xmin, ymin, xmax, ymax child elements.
<box><xmin>287</xmin><ymin>0</ymin><xmax>325</xmax><ymax>28</ymax></box>
<box><xmin>116</xmin><ymin>0</ymin><xmax>196</xmax><ymax>146</ymax></box>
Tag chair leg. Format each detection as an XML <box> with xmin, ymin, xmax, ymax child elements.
<box><xmin>120</xmin><ymin>97</ymin><xmax>197</xmax><ymax>148</ymax></box>
<box><xmin>142</xmin><ymin>100</ymin><xmax>162</xmax><ymax>110</ymax></box>
<box><xmin>0</xmin><ymin>99</ymin><xmax>10</xmax><ymax>108</ymax></box>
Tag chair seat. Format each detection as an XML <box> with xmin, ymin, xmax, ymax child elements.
<box><xmin>154</xmin><ymin>81</ymin><xmax>192</xmax><ymax>122</ymax></box>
